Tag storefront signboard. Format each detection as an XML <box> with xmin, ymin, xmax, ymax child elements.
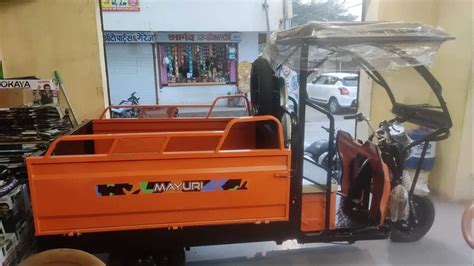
<box><xmin>101</xmin><ymin>0</ymin><xmax>140</xmax><ymax>11</ymax></box>
<box><xmin>104</xmin><ymin>32</ymin><xmax>155</xmax><ymax>43</ymax></box>
<box><xmin>156</xmin><ymin>32</ymin><xmax>241</xmax><ymax>43</ymax></box>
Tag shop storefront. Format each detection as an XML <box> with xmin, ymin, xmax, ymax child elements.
<box><xmin>104</xmin><ymin>31</ymin><xmax>257</xmax><ymax>105</ymax></box>
<box><xmin>156</xmin><ymin>32</ymin><xmax>242</xmax><ymax>105</ymax></box>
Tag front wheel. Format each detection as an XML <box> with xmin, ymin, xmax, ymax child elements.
<box><xmin>390</xmin><ymin>195</ymin><xmax>435</xmax><ymax>242</ymax></box>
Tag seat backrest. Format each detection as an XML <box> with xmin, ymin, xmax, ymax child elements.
<box><xmin>336</xmin><ymin>131</ymin><xmax>391</xmax><ymax>225</ymax></box>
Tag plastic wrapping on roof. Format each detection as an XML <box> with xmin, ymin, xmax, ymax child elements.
<box><xmin>262</xmin><ymin>21</ymin><xmax>453</xmax><ymax>71</ymax></box>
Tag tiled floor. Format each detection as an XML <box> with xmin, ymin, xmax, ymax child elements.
<box><xmin>186</xmin><ymin>197</ymin><xmax>473</xmax><ymax>265</ymax></box>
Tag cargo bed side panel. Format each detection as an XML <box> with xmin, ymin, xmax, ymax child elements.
<box><xmin>27</xmin><ymin>152</ymin><xmax>291</xmax><ymax>235</ymax></box>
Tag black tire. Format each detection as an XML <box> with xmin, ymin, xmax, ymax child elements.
<box><xmin>328</xmin><ymin>97</ymin><xmax>340</xmax><ymax>114</ymax></box>
<box><xmin>305</xmin><ymin>140</ymin><xmax>329</xmax><ymax>161</ymax></box>
<box><xmin>250</xmin><ymin>57</ymin><xmax>282</xmax><ymax>118</ymax></box>
<box><xmin>391</xmin><ymin>195</ymin><xmax>435</xmax><ymax>242</ymax></box>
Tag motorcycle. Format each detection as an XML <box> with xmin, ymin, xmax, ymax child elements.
<box><xmin>305</xmin><ymin>113</ymin><xmax>412</xmax><ymax>183</ymax></box>
<box><xmin>111</xmin><ymin>92</ymin><xmax>140</xmax><ymax>118</ymax></box>
<box><xmin>304</xmin><ymin>125</ymin><xmax>341</xmax><ymax>182</ymax></box>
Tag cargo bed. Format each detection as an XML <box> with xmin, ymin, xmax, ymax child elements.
<box><xmin>26</xmin><ymin>116</ymin><xmax>291</xmax><ymax>236</ymax></box>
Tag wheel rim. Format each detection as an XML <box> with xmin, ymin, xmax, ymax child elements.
<box><xmin>329</xmin><ymin>100</ymin><xmax>337</xmax><ymax>113</ymax></box>
<box><xmin>394</xmin><ymin>197</ymin><xmax>423</xmax><ymax>233</ymax></box>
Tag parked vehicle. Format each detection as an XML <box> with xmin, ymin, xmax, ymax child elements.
<box><xmin>307</xmin><ymin>73</ymin><xmax>358</xmax><ymax>113</ymax></box>
<box><xmin>26</xmin><ymin>22</ymin><xmax>453</xmax><ymax>265</ymax></box>
<box><xmin>111</xmin><ymin>92</ymin><xmax>140</xmax><ymax>118</ymax></box>
<box><xmin>304</xmin><ymin>125</ymin><xmax>341</xmax><ymax>182</ymax></box>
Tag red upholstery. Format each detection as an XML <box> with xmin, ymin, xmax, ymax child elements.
<box><xmin>336</xmin><ymin>131</ymin><xmax>391</xmax><ymax>225</ymax></box>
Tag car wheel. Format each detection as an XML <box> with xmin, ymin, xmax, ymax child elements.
<box><xmin>390</xmin><ymin>195</ymin><xmax>435</xmax><ymax>242</ymax></box>
<box><xmin>328</xmin><ymin>98</ymin><xmax>340</xmax><ymax>114</ymax></box>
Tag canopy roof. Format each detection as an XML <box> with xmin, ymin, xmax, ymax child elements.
<box><xmin>263</xmin><ymin>21</ymin><xmax>453</xmax><ymax>71</ymax></box>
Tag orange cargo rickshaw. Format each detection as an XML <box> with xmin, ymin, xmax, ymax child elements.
<box><xmin>26</xmin><ymin>22</ymin><xmax>453</xmax><ymax>265</ymax></box>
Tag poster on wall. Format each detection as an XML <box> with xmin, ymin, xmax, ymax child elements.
<box><xmin>101</xmin><ymin>0</ymin><xmax>140</xmax><ymax>11</ymax></box>
<box><xmin>0</xmin><ymin>79</ymin><xmax>58</xmax><ymax>105</ymax></box>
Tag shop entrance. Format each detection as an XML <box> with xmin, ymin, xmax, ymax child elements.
<box><xmin>105</xmin><ymin>43</ymin><xmax>157</xmax><ymax>105</ymax></box>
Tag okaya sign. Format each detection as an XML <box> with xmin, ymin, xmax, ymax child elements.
<box><xmin>0</xmin><ymin>80</ymin><xmax>57</xmax><ymax>90</ymax></box>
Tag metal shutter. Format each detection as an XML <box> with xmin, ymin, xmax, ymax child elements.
<box><xmin>105</xmin><ymin>43</ymin><xmax>156</xmax><ymax>105</ymax></box>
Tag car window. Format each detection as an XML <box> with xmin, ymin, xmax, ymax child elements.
<box><xmin>325</xmin><ymin>77</ymin><xmax>338</xmax><ymax>85</ymax></box>
<box><xmin>342</xmin><ymin>77</ymin><xmax>358</xmax><ymax>86</ymax></box>
<box><xmin>315</xmin><ymin>76</ymin><xmax>327</xmax><ymax>84</ymax></box>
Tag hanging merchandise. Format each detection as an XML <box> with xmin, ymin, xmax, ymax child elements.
<box><xmin>202</xmin><ymin>44</ymin><xmax>208</xmax><ymax>71</ymax></box>
<box><xmin>160</xmin><ymin>43</ymin><xmax>238</xmax><ymax>85</ymax></box>
<box><xmin>177</xmin><ymin>45</ymin><xmax>181</xmax><ymax>76</ymax></box>
<box><xmin>174</xmin><ymin>45</ymin><xmax>179</xmax><ymax>79</ymax></box>
<box><xmin>209</xmin><ymin>44</ymin><xmax>214</xmax><ymax>58</ymax></box>
<box><xmin>180</xmin><ymin>45</ymin><xmax>185</xmax><ymax>67</ymax></box>
<box><xmin>167</xmin><ymin>47</ymin><xmax>173</xmax><ymax>73</ymax></box>
<box><xmin>194</xmin><ymin>45</ymin><xmax>199</xmax><ymax>79</ymax></box>
<box><xmin>228</xmin><ymin>45</ymin><xmax>237</xmax><ymax>60</ymax></box>
<box><xmin>187</xmin><ymin>45</ymin><xmax>193</xmax><ymax>80</ymax></box>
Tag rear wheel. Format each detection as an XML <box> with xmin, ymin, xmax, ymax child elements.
<box><xmin>328</xmin><ymin>97</ymin><xmax>340</xmax><ymax>114</ymax></box>
<box><xmin>390</xmin><ymin>195</ymin><xmax>435</xmax><ymax>242</ymax></box>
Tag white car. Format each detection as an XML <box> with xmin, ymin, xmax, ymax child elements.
<box><xmin>307</xmin><ymin>73</ymin><xmax>358</xmax><ymax>113</ymax></box>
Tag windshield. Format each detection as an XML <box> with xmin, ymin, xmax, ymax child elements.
<box><xmin>342</xmin><ymin>77</ymin><xmax>358</xmax><ymax>86</ymax></box>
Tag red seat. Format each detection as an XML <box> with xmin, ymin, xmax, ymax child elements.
<box><xmin>336</xmin><ymin>131</ymin><xmax>391</xmax><ymax>225</ymax></box>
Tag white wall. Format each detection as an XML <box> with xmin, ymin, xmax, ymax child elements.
<box><xmin>159</xmin><ymin>85</ymin><xmax>238</xmax><ymax>105</ymax></box>
<box><xmin>365</xmin><ymin>0</ymin><xmax>473</xmax><ymax>199</ymax></box>
<box><xmin>103</xmin><ymin>0</ymin><xmax>284</xmax><ymax>32</ymax></box>
<box><xmin>239</xmin><ymin>32</ymin><xmax>259</xmax><ymax>62</ymax></box>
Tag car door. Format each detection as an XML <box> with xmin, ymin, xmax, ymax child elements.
<box><xmin>308</xmin><ymin>76</ymin><xmax>327</xmax><ymax>102</ymax></box>
<box><xmin>320</xmin><ymin>76</ymin><xmax>338</xmax><ymax>103</ymax></box>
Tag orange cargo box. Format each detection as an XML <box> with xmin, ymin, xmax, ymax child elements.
<box><xmin>301</xmin><ymin>180</ymin><xmax>337</xmax><ymax>232</ymax></box>
<box><xmin>27</xmin><ymin>116</ymin><xmax>292</xmax><ymax>236</ymax></box>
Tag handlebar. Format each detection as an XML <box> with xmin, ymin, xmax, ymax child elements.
<box><xmin>343</xmin><ymin>114</ymin><xmax>357</xmax><ymax>120</ymax></box>
<box><xmin>343</xmin><ymin>112</ymin><xmax>367</xmax><ymax>122</ymax></box>
<box><xmin>321</xmin><ymin>125</ymin><xmax>330</xmax><ymax>133</ymax></box>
